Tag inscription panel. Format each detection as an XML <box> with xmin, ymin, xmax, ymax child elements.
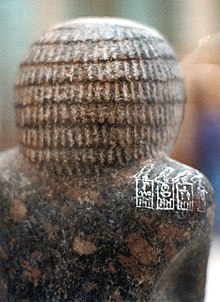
<box><xmin>134</xmin><ymin>163</ymin><xmax>207</xmax><ymax>212</ymax></box>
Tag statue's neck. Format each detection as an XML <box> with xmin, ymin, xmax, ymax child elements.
<box><xmin>20</xmin><ymin>143</ymin><xmax>168</xmax><ymax>177</ymax></box>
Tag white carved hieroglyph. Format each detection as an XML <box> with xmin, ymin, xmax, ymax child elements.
<box><xmin>134</xmin><ymin>163</ymin><xmax>207</xmax><ymax>212</ymax></box>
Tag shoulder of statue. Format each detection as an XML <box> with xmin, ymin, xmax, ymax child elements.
<box><xmin>133</xmin><ymin>157</ymin><xmax>213</xmax><ymax>212</ymax></box>
<box><xmin>0</xmin><ymin>148</ymin><xmax>42</xmax><ymax>198</ymax></box>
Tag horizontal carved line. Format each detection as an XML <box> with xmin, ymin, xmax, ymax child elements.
<box><xmin>24</xmin><ymin>37</ymin><xmax>173</xmax><ymax>67</ymax></box>
<box><xmin>16</xmin><ymin>58</ymin><xmax>180</xmax><ymax>86</ymax></box>
<box><xmin>19</xmin><ymin>133</ymin><xmax>174</xmax><ymax>152</ymax></box>
<box><xmin>20</xmin><ymin>145</ymin><xmax>157</xmax><ymax>171</ymax></box>
<box><xmin>16</xmin><ymin>120</ymin><xmax>179</xmax><ymax>130</ymax></box>
<box><xmin>34</xmin><ymin>35</ymin><xmax>165</xmax><ymax>46</ymax></box>
<box><xmin>16</xmin><ymin>123</ymin><xmax>181</xmax><ymax>153</ymax></box>
<box><xmin>16</xmin><ymin>127</ymin><xmax>181</xmax><ymax>150</ymax></box>
<box><xmin>20</xmin><ymin>55</ymin><xmax>176</xmax><ymax>68</ymax></box>
<box><xmin>40</xmin><ymin>27</ymin><xmax>164</xmax><ymax>42</ymax></box>
<box><xmin>15</xmin><ymin>97</ymin><xmax>183</xmax><ymax>110</ymax></box>
<box><xmin>15</xmin><ymin>80</ymin><xmax>184</xmax><ymax>108</ymax></box>
<box><xmin>14</xmin><ymin>98</ymin><xmax>184</xmax><ymax>109</ymax></box>
<box><xmin>15</xmin><ymin>76</ymin><xmax>182</xmax><ymax>89</ymax></box>
<box><xmin>15</xmin><ymin>106</ymin><xmax>182</xmax><ymax>130</ymax></box>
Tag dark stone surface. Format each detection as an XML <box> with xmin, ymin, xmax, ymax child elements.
<box><xmin>0</xmin><ymin>150</ymin><xmax>213</xmax><ymax>301</ymax></box>
<box><xmin>0</xmin><ymin>18</ymin><xmax>214</xmax><ymax>301</ymax></box>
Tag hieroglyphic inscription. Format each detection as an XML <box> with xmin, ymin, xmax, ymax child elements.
<box><xmin>134</xmin><ymin>163</ymin><xmax>207</xmax><ymax>212</ymax></box>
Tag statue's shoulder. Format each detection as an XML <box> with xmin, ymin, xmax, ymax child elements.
<box><xmin>0</xmin><ymin>148</ymin><xmax>27</xmax><ymax>185</ymax></box>
<box><xmin>0</xmin><ymin>148</ymin><xmax>55</xmax><ymax>247</ymax></box>
<box><xmin>133</xmin><ymin>157</ymin><xmax>213</xmax><ymax>213</ymax></box>
<box><xmin>0</xmin><ymin>148</ymin><xmax>37</xmax><ymax>206</ymax></box>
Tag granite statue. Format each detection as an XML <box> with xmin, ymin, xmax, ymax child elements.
<box><xmin>0</xmin><ymin>18</ymin><xmax>214</xmax><ymax>302</ymax></box>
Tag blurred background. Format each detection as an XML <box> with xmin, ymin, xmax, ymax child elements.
<box><xmin>0</xmin><ymin>1</ymin><xmax>220</xmax><ymax>301</ymax></box>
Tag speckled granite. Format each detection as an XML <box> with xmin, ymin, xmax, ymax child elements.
<box><xmin>0</xmin><ymin>18</ymin><xmax>214</xmax><ymax>302</ymax></box>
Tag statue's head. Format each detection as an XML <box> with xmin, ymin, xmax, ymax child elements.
<box><xmin>15</xmin><ymin>18</ymin><xmax>185</xmax><ymax>175</ymax></box>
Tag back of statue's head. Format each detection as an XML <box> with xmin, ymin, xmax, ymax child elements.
<box><xmin>15</xmin><ymin>17</ymin><xmax>185</xmax><ymax>175</ymax></box>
